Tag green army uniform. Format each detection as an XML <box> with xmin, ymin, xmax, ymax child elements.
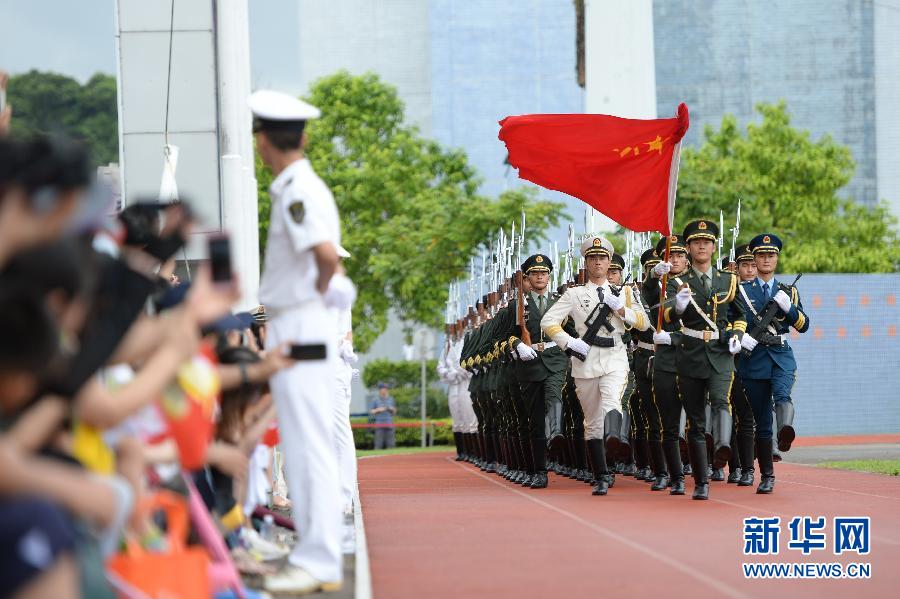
<box><xmin>664</xmin><ymin>219</ymin><xmax>746</xmax><ymax>500</ymax></box>
<box><xmin>506</xmin><ymin>254</ymin><xmax>574</xmax><ymax>489</ymax></box>
<box><xmin>642</xmin><ymin>235</ymin><xmax>689</xmax><ymax>494</ymax></box>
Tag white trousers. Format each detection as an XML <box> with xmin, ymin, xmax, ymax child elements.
<box><xmin>574</xmin><ymin>370</ymin><xmax>628</xmax><ymax>441</ymax></box>
<box><xmin>448</xmin><ymin>384</ymin><xmax>478</xmax><ymax>433</ymax></box>
<box><xmin>267</xmin><ymin>300</ymin><xmax>342</xmax><ymax>582</ymax></box>
<box><xmin>334</xmin><ymin>365</ymin><xmax>357</xmax><ymax>511</ymax></box>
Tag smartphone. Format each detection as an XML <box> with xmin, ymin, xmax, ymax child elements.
<box><xmin>208</xmin><ymin>235</ymin><xmax>233</xmax><ymax>283</ymax></box>
<box><xmin>289</xmin><ymin>343</ymin><xmax>327</xmax><ymax>361</ymax></box>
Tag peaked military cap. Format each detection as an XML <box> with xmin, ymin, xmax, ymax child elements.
<box><xmin>654</xmin><ymin>234</ymin><xmax>686</xmax><ymax>257</ymax></box>
<box><xmin>522</xmin><ymin>253</ymin><xmax>553</xmax><ymax>274</ymax></box>
<box><xmin>640</xmin><ymin>247</ymin><xmax>661</xmax><ymax>267</ymax></box>
<box><xmin>609</xmin><ymin>253</ymin><xmax>626</xmax><ymax>271</ymax></box>
<box><xmin>580</xmin><ymin>236</ymin><xmax>613</xmax><ymax>258</ymax></box>
<box><xmin>748</xmin><ymin>233</ymin><xmax>782</xmax><ymax>254</ymax></box>
<box><xmin>683</xmin><ymin>219</ymin><xmax>719</xmax><ymax>243</ymax></box>
<box><xmin>249</xmin><ymin>89</ymin><xmax>321</xmax><ymax>132</ymax></box>
<box><xmin>735</xmin><ymin>243</ymin><xmax>754</xmax><ymax>262</ymax></box>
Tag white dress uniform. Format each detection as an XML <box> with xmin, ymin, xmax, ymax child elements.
<box><xmin>333</xmin><ymin>305</ymin><xmax>358</xmax><ymax>513</ymax></box>
<box><xmin>447</xmin><ymin>335</ymin><xmax>478</xmax><ymax>433</ymax></box>
<box><xmin>540</xmin><ymin>237</ymin><xmax>649</xmax><ymax>441</ymax></box>
<box><xmin>253</xmin><ymin>89</ymin><xmax>344</xmax><ymax>582</ymax></box>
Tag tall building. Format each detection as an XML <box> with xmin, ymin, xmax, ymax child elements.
<box><xmin>652</xmin><ymin>0</ymin><xmax>900</xmax><ymax>216</ymax></box>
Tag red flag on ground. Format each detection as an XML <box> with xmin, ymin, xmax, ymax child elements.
<box><xmin>498</xmin><ymin>103</ymin><xmax>689</xmax><ymax>235</ymax></box>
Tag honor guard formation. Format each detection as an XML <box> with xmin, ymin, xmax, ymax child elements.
<box><xmin>438</xmin><ymin>212</ymin><xmax>809</xmax><ymax>500</ymax></box>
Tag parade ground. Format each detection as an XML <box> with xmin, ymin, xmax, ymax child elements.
<box><xmin>356</xmin><ymin>438</ymin><xmax>900</xmax><ymax>599</ymax></box>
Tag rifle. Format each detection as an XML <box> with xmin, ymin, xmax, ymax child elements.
<box><xmin>729</xmin><ymin>198</ymin><xmax>741</xmax><ymax>264</ymax></box>
<box><xmin>742</xmin><ymin>273</ymin><xmax>803</xmax><ymax>355</ymax></box>
<box><xmin>566</xmin><ymin>276</ymin><xmax>630</xmax><ymax>362</ymax></box>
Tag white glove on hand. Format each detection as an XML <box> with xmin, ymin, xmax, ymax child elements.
<box><xmin>603</xmin><ymin>291</ymin><xmax>624</xmax><ymax>312</ymax></box>
<box><xmin>773</xmin><ymin>289</ymin><xmax>792</xmax><ymax>313</ymax></box>
<box><xmin>567</xmin><ymin>338</ymin><xmax>590</xmax><ymax>358</ymax></box>
<box><xmin>436</xmin><ymin>364</ymin><xmax>449</xmax><ymax>380</ymax></box>
<box><xmin>323</xmin><ymin>274</ymin><xmax>357</xmax><ymax>310</ymax></box>
<box><xmin>516</xmin><ymin>342</ymin><xmax>538</xmax><ymax>361</ymax></box>
<box><xmin>674</xmin><ymin>287</ymin><xmax>692</xmax><ymax>314</ymax></box>
<box><xmin>740</xmin><ymin>334</ymin><xmax>758</xmax><ymax>352</ymax></box>
<box><xmin>652</xmin><ymin>331</ymin><xmax>672</xmax><ymax>345</ymax></box>
<box><xmin>728</xmin><ymin>335</ymin><xmax>741</xmax><ymax>355</ymax></box>
<box><xmin>652</xmin><ymin>261</ymin><xmax>672</xmax><ymax>277</ymax></box>
<box><xmin>351</xmin><ymin>368</ymin><xmax>361</xmax><ymax>380</ymax></box>
<box><xmin>339</xmin><ymin>339</ymin><xmax>358</xmax><ymax>364</ymax></box>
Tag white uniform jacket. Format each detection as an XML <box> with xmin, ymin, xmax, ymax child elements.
<box><xmin>540</xmin><ymin>281</ymin><xmax>649</xmax><ymax>379</ymax></box>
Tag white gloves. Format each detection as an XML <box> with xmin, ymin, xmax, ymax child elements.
<box><xmin>652</xmin><ymin>261</ymin><xmax>672</xmax><ymax>277</ymax></box>
<box><xmin>674</xmin><ymin>287</ymin><xmax>692</xmax><ymax>314</ymax></box>
<box><xmin>516</xmin><ymin>342</ymin><xmax>538</xmax><ymax>361</ymax></box>
<box><xmin>773</xmin><ymin>289</ymin><xmax>792</xmax><ymax>313</ymax></box>
<box><xmin>603</xmin><ymin>291</ymin><xmax>624</xmax><ymax>312</ymax></box>
<box><xmin>324</xmin><ymin>273</ymin><xmax>357</xmax><ymax>310</ymax></box>
<box><xmin>436</xmin><ymin>364</ymin><xmax>449</xmax><ymax>380</ymax></box>
<box><xmin>567</xmin><ymin>338</ymin><xmax>590</xmax><ymax>358</ymax></box>
<box><xmin>339</xmin><ymin>339</ymin><xmax>358</xmax><ymax>364</ymax></box>
<box><xmin>351</xmin><ymin>368</ymin><xmax>361</xmax><ymax>380</ymax></box>
<box><xmin>740</xmin><ymin>334</ymin><xmax>758</xmax><ymax>352</ymax></box>
<box><xmin>652</xmin><ymin>331</ymin><xmax>672</xmax><ymax>345</ymax></box>
<box><xmin>728</xmin><ymin>335</ymin><xmax>742</xmax><ymax>355</ymax></box>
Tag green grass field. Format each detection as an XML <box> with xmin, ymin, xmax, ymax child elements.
<box><xmin>356</xmin><ymin>445</ymin><xmax>453</xmax><ymax>458</ymax></box>
<box><xmin>819</xmin><ymin>459</ymin><xmax>900</xmax><ymax>476</ymax></box>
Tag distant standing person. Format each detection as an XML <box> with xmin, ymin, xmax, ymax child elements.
<box><xmin>369</xmin><ymin>383</ymin><xmax>397</xmax><ymax>449</ymax></box>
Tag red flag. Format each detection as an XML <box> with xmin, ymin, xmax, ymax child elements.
<box><xmin>498</xmin><ymin>103</ymin><xmax>689</xmax><ymax>235</ymax></box>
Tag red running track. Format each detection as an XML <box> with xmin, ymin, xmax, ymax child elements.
<box><xmin>358</xmin><ymin>452</ymin><xmax>900</xmax><ymax>599</ymax></box>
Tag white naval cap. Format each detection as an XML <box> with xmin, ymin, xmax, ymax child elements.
<box><xmin>580</xmin><ymin>236</ymin><xmax>614</xmax><ymax>259</ymax></box>
<box><xmin>248</xmin><ymin>89</ymin><xmax>321</xmax><ymax>122</ymax></box>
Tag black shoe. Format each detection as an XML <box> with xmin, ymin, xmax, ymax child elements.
<box><xmin>592</xmin><ymin>477</ymin><xmax>610</xmax><ymax>496</ymax></box>
<box><xmin>520</xmin><ymin>474</ymin><xmax>534</xmax><ymax>487</ymax></box>
<box><xmin>692</xmin><ymin>482</ymin><xmax>710</xmax><ymax>500</ymax></box>
<box><xmin>485</xmin><ymin>461</ymin><xmax>497</xmax><ymax>473</ymax></box>
<box><xmin>727</xmin><ymin>469</ymin><xmax>742</xmax><ymax>484</ymax></box>
<box><xmin>530</xmin><ymin>472</ymin><xmax>549</xmax><ymax>489</ymax></box>
<box><xmin>757</xmin><ymin>475</ymin><xmax>775</xmax><ymax>494</ymax></box>
<box><xmin>455</xmin><ymin>455</ymin><xmax>465</xmax><ymax>462</ymax></box>
<box><xmin>738</xmin><ymin>469</ymin><xmax>755</xmax><ymax>487</ymax></box>
<box><xmin>622</xmin><ymin>463</ymin><xmax>637</xmax><ymax>476</ymax></box>
<box><xmin>498</xmin><ymin>464</ymin><xmax>508</xmax><ymax>476</ymax></box>
<box><xmin>577</xmin><ymin>468</ymin><xmax>592</xmax><ymax>483</ymax></box>
<box><xmin>614</xmin><ymin>462</ymin><xmax>625</xmax><ymax>475</ymax></box>
<box><xmin>651</xmin><ymin>475</ymin><xmax>670</xmax><ymax>491</ymax></box>
<box><xmin>775</xmin><ymin>403</ymin><xmax>796</xmax><ymax>452</ymax></box>
<box><xmin>669</xmin><ymin>478</ymin><xmax>686</xmax><ymax>495</ymax></box>
<box><xmin>607</xmin><ymin>473</ymin><xmax>616</xmax><ymax>488</ymax></box>
<box><xmin>710</xmin><ymin>468</ymin><xmax>725</xmax><ymax>482</ymax></box>
<box><xmin>773</xmin><ymin>449</ymin><xmax>783</xmax><ymax>463</ymax></box>
<box><xmin>683</xmin><ymin>463</ymin><xmax>693</xmax><ymax>476</ymax></box>
<box><xmin>637</xmin><ymin>466</ymin><xmax>653</xmax><ymax>481</ymax></box>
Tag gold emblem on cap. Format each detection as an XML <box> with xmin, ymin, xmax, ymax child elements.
<box><xmin>670</xmin><ymin>235</ymin><xmax>677</xmax><ymax>243</ymax></box>
<box><xmin>763</xmin><ymin>235</ymin><xmax>771</xmax><ymax>243</ymax></box>
<box><xmin>536</xmin><ymin>255</ymin><xmax>543</xmax><ymax>263</ymax></box>
<box><xmin>698</xmin><ymin>221</ymin><xmax>707</xmax><ymax>230</ymax></box>
<box><xmin>593</xmin><ymin>238</ymin><xmax>601</xmax><ymax>246</ymax></box>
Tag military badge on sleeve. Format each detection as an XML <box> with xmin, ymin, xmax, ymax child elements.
<box><xmin>288</xmin><ymin>200</ymin><xmax>305</xmax><ymax>224</ymax></box>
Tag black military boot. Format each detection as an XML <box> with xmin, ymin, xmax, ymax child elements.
<box><xmin>727</xmin><ymin>429</ymin><xmax>741</xmax><ymax>482</ymax></box>
<box><xmin>530</xmin><ymin>438</ymin><xmax>549</xmax><ymax>488</ymax></box>
<box><xmin>712</xmin><ymin>409</ymin><xmax>733</xmax><ymax>469</ymax></box>
<box><xmin>604</xmin><ymin>410</ymin><xmax>623</xmax><ymax>458</ymax></box>
<box><xmin>689</xmin><ymin>440</ymin><xmax>710</xmax><ymax>500</ymax></box>
<box><xmin>586</xmin><ymin>439</ymin><xmax>610</xmax><ymax>496</ymax></box>
<box><xmin>630</xmin><ymin>438</ymin><xmax>649</xmax><ymax>477</ymax></box>
<box><xmin>453</xmin><ymin>432</ymin><xmax>465</xmax><ymax>461</ymax></box>
<box><xmin>662</xmin><ymin>439</ymin><xmax>685</xmax><ymax>495</ymax></box>
<box><xmin>737</xmin><ymin>432</ymin><xmax>755</xmax><ymax>486</ymax></box>
<box><xmin>757</xmin><ymin>439</ymin><xmax>776</xmax><ymax>494</ymax></box>
<box><xmin>649</xmin><ymin>440</ymin><xmax>670</xmax><ymax>491</ymax></box>
<box><xmin>775</xmin><ymin>402</ymin><xmax>796</xmax><ymax>452</ymax></box>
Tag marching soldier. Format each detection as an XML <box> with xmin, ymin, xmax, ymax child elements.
<box><xmin>736</xmin><ymin>234</ymin><xmax>810</xmax><ymax>494</ymax></box>
<box><xmin>661</xmin><ymin>219</ymin><xmax>746</xmax><ymax>500</ymax></box>
<box><xmin>723</xmin><ymin>245</ymin><xmax>758</xmax><ymax>486</ymax></box>
<box><xmin>541</xmin><ymin>237</ymin><xmax>649</xmax><ymax>496</ymax></box>
<box><xmin>644</xmin><ymin>235</ymin><xmax>690</xmax><ymax>495</ymax></box>
<box><xmin>607</xmin><ymin>253</ymin><xmax>634</xmax><ymax>474</ymax></box>
<box><xmin>506</xmin><ymin>254</ymin><xmax>572</xmax><ymax>489</ymax></box>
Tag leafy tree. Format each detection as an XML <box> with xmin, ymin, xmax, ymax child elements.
<box><xmin>675</xmin><ymin>102</ymin><xmax>898</xmax><ymax>273</ymax></box>
<box><xmin>6</xmin><ymin>70</ymin><xmax>119</xmax><ymax>165</ymax></box>
<box><xmin>257</xmin><ymin>71</ymin><xmax>566</xmax><ymax>351</ymax></box>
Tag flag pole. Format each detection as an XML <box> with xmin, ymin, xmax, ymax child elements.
<box><xmin>656</xmin><ymin>235</ymin><xmax>671</xmax><ymax>335</ymax></box>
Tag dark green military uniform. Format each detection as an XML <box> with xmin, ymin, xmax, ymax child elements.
<box><xmin>665</xmin><ymin>219</ymin><xmax>746</xmax><ymax>499</ymax></box>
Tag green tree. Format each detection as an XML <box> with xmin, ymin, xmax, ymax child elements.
<box><xmin>675</xmin><ymin>102</ymin><xmax>899</xmax><ymax>272</ymax></box>
<box><xmin>6</xmin><ymin>70</ymin><xmax>119</xmax><ymax>166</ymax></box>
<box><xmin>257</xmin><ymin>71</ymin><xmax>566</xmax><ymax>351</ymax></box>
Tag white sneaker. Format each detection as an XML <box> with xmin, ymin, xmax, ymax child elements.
<box><xmin>264</xmin><ymin>564</ymin><xmax>342</xmax><ymax>595</ymax></box>
<box><xmin>240</xmin><ymin>527</ymin><xmax>290</xmax><ymax>562</ymax></box>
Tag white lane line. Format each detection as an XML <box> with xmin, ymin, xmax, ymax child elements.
<box><xmin>449</xmin><ymin>458</ymin><xmax>748</xmax><ymax>599</ymax></box>
<box><xmin>354</xmin><ymin>484</ymin><xmax>373</xmax><ymax>599</ymax></box>
<box><xmin>778</xmin><ymin>479</ymin><xmax>898</xmax><ymax>501</ymax></box>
